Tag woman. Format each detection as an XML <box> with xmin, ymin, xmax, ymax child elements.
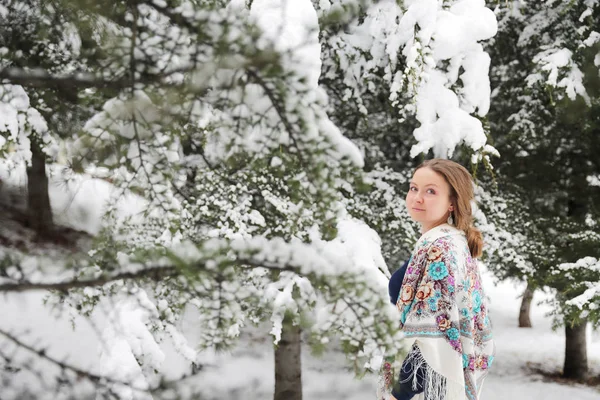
<box><xmin>387</xmin><ymin>159</ymin><xmax>494</xmax><ymax>400</ymax></box>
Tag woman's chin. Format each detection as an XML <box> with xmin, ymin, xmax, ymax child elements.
<box><xmin>409</xmin><ymin>214</ymin><xmax>426</xmax><ymax>223</ymax></box>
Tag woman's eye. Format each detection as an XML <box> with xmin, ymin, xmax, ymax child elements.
<box><xmin>427</xmin><ymin>189</ymin><xmax>436</xmax><ymax>195</ymax></box>
<box><xmin>409</xmin><ymin>186</ymin><xmax>417</xmax><ymax>192</ymax></box>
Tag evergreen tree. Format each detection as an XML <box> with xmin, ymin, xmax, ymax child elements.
<box><xmin>485</xmin><ymin>0</ymin><xmax>600</xmax><ymax>380</ymax></box>
<box><xmin>0</xmin><ymin>0</ymin><xmax>503</xmax><ymax>398</ymax></box>
<box><xmin>1</xmin><ymin>1</ymin><xmax>400</xmax><ymax>398</ymax></box>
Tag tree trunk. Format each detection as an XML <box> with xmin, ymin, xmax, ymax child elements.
<box><xmin>27</xmin><ymin>137</ymin><xmax>53</xmax><ymax>235</ymax></box>
<box><xmin>563</xmin><ymin>319</ymin><xmax>588</xmax><ymax>380</ymax></box>
<box><xmin>274</xmin><ymin>320</ymin><xmax>302</xmax><ymax>400</ymax></box>
<box><xmin>518</xmin><ymin>281</ymin><xmax>534</xmax><ymax>328</ymax></box>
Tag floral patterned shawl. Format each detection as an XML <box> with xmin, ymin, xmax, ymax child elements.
<box><xmin>394</xmin><ymin>223</ymin><xmax>494</xmax><ymax>400</ymax></box>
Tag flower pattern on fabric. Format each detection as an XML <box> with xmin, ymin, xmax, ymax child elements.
<box><xmin>400</xmin><ymin>285</ymin><xmax>415</xmax><ymax>304</ymax></box>
<box><xmin>428</xmin><ymin>297</ymin><xmax>438</xmax><ymax>312</ymax></box>
<box><xmin>394</xmin><ymin>224</ymin><xmax>494</xmax><ymax>400</ymax></box>
<box><xmin>398</xmin><ymin>236</ymin><xmax>460</xmax><ymax>340</ymax></box>
<box><xmin>461</xmin><ymin>354</ymin><xmax>494</xmax><ymax>372</ymax></box>
<box><xmin>447</xmin><ymin>327</ymin><xmax>460</xmax><ymax>341</ymax></box>
<box><xmin>449</xmin><ymin>339</ymin><xmax>461</xmax><ymax>352</ymax></box>
<box><xmin>473</xmin><ymin>295</ymin><xmax>482</xmax><ymax>314</ymax></box>
<box><xmin>428</xmin><ymin>261</ymin><xmax>449</xmax><ymax>280</ymax></box>
<box><xmin>415</xmin><ymin>281</ymin><xmax>435</xmax><ymax>301</ymax></box>
<box><xmin>462</xmin><ymin>278</ymin><xmax>470</xmax><ymax>292</ymax></box>
<box><xmin>436</xmin><ymin>314</ymin><xmax>452</xmax><ymax>331</ymax></box>
<box><xmin>427</xmin><ymin>246</ymin><xmax>443</xmax><ymax>261</ymax></box>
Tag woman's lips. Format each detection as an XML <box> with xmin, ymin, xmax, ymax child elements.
<box><xmin>412</xmin><ymin>207</ymin><xmax>425</xmax><ymax>212</ymax></box>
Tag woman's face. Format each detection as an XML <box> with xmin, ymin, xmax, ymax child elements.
<box><xmin>406</xmin><ymin>167</ymin><xmax>453</xmax><ymax>232</ymax></box>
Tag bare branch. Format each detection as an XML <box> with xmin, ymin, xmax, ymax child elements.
<box><xmin>0</xmin><ymin>257</ymin><xmax>305</xmax><ymax>293</ymax></box>
<box><xmin>0</xmin><ymin>327</ymin><xmax>149</xmax><ymax>391</ymax></box>
<box><xmin>0</xmin><ymin>266</ymin><xmax>177</xmax><ymax>293</ymax></box>
<box><xmin>0</xmin><ymin>67</ymin><xmax>191</xmax><ymax>91</ymax></box>
<box><xmin>0</xmin><ymin>327</ymin><xmax>208</xmax><ymax>396</ymax></box>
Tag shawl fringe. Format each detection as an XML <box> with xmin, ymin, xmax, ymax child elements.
<box><xmin>403</xmin><ymin>345</ymin><xmax>465</xmax><ymax>400</ymax></box>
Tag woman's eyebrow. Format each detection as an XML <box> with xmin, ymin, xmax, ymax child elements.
<box><xmin>409</xmin><ymin>182</ymin><xmax>439</xmax><ymax>187</ymax></box>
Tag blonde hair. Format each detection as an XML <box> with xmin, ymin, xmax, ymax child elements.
<box><xmin>415</xmin><ymin>159</ymin><xmax>483</xmax><ymax>258</ymax></box>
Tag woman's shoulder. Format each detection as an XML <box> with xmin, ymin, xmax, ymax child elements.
<box><xmin>430</xmin><ymin>232</ymin><xmax>467</xmax><ymax>250</ymax></box>
<box><xmin>418</xmin><ymin>224</ymin><xmax>464</xmax><ymax>247</ymax></box>
<box><xmin>413</xmin><ymin>225</ymin><xmax>468</xmax><ymax>263</ymax></box>
<box><xmin>427</xmin><ymin>234</ymin><xmax>470</xmax><ymax>262</ymax></box>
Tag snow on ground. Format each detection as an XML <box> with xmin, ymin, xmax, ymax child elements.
<box><xmin>3</xmin><ymin>265</ymin><xmax>599</xmax><ymax>399</ymax></box>
<box><xmin>0</xmin><ymin>160</ymin><xmax>145</xmax><ymax>235</ymax></box>
<box><xmin>1</xmin><ymin>163</ymin><xmax>599</xmax><ymax>398</ymax></box>
<box><xmin>165</xmin><ymin>266</ymin><xmax>600</xmax><ymax>400</ymax></box>
<box><xmin>479</xmin><ymin>271</ymin><xmax>600</xmax><ymax>400</ymax></box>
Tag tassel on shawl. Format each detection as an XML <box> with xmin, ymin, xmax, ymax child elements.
<box><xmin>402</xmin><ymin>347</ymin><xmax>465</xmax><ymax>400</ymax></box>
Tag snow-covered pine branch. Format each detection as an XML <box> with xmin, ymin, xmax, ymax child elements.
<box><xmin>0</xmin><ymin>1</ymin><xmax>410</xmax><ymax>398</ymax></box>
<box><xmin>555</xmin><ymin>256</ymin><xmax>600</xmax><ymax>327</ymax></box>
<box><xmin>320</xmin><ymin>0</ymin><xmax>498</xmax><ymax>160</ymax></box>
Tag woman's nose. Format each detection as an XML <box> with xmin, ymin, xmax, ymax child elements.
<box><xmin>415</xmin><ymin>192</ymin><xmax>424</xmax><ymax>203</ymax></box>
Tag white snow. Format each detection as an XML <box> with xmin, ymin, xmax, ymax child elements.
<box><xmin>529</xmin><ymin>48</ymin><xmax>590</xmax><ymax>104</ymax></box>
<box><xmin>588</xmin><ymin>174</ymin><xmax>600</xmax><ymax>187</ymax></box>
<box><xmin>400</xmin><ymin>0</ymin><xmax>498</xmax><ymax>158</ymax></box>
<box><xmin>0</xmin><ymin>160</ymin><xmax>598</xmax><ymax>398</ymax></box>
<box><xmin>319</xmin><ymin>0</ymin><xmax>498</xmax><ymax>160</ymax></box>
<box><xmin>250</xmin><ymin>0</ymin><xmax>321</xmax><ymax>89</ymax></box>
<box><xmin>99</xmin><ymin>290</ymin><xmax>164</xmax><ymax>400</ymax></box>
<box><xmin>0</xmin><ymin>84</ymin><xmax>49</xmax><ymax>164</ymax></box>
<box><xmin>1</xmin><ymin>1</ymin><xmax>598</xmax><ymax>399</ymax></box>
<box><xmin>0</xmin><ymin>159</ymin><xmax>146</xmax><ymax>235</ymax></box>
<box><xmin>3</xmin><ymin>265</ymin><xmax>599</xmax><ymax>399</ymax></box>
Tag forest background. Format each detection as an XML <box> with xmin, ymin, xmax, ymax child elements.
<box><xmin>0</xmin><ymin>0</ymin><xmax>599</xmax><ymax>399</ymax></box>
